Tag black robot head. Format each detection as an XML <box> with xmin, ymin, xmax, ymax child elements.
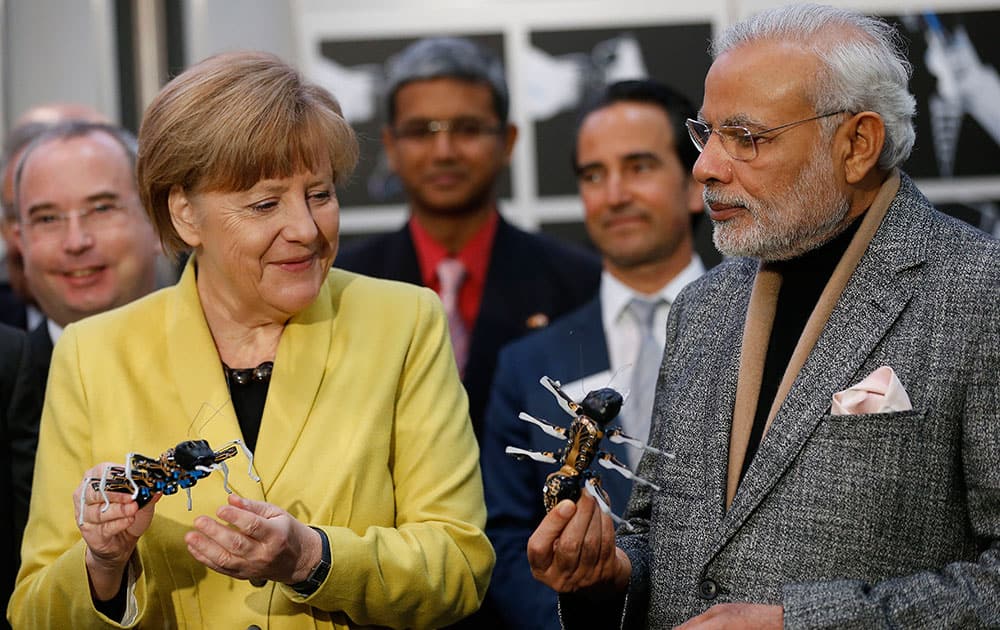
<box><xmin>580</xmin><ymin>388</ymin><xmax>624</xmax><ymax>425</ymax></box>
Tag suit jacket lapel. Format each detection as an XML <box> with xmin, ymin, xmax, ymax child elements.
<box><xmin>28</xmin><ymin>320</ymin><xmax>53</xmax><ymax>396</ymax></box>
<box><xmin>387</xmin><ymin>226</ymin><xmax>423</xmax><ymax>285</ymax></box>
<box><xmin>466</xmin><ymin>217</ymin><xmax>522</xmax><ymax>378</ymax></box>
<box><xmin>550</xmin><ymin>297</ymin><xmax>609</xmax><ymax>384</ymax></box>
<box><xmin>253</xmin><ymin>275</ymin><xmax>334</xmax><ymax>494</ymax></box>
<box><xmin>710</xmin><ymin>174</ymin><xmax>928</xmax><ymax>558</ymax></box>
<box><xmin>165</xmin><ymin>262</ymin><xmax>264</xmax><ymax>502</ymax></box>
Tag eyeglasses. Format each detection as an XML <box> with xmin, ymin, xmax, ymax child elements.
<box><xmin>392</xmin><ymin>117</ymin><xmax>504</xmax><ymax>142</ymax></box>
<box><xmin>22</xmin><ymin>201</ymin><xmax>130</xmax><ymax>240</ymax></box>
<box><xmin>685</xmin><ymin>111</ymin><xmax>849</xmax><ymax>161</ymax></box>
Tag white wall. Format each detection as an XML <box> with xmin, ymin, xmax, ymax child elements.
<box><xmin>2</xmin><ymin>0</ymin><xmax>119</xmax><ymax>131</ymax></box>
<box><xmin>183</xmin><ymin>0</ymin><xmax>295</xmax><ymax>65</ymax></box>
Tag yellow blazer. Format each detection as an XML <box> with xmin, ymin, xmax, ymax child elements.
<box><xmin>10</xmin><ymin>263</ymin><xmax>494</xmax><ymax>629</ymax></box>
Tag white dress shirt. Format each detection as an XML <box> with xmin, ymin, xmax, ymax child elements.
<box><xmin>599</xmin><ymin>256</ymin><xmax>705</xmax><ymax>454</ymax></box>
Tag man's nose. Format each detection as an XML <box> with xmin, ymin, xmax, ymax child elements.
<box><xmin>692</xmin><ymin>134</ymin><xmax>733</xmax><ymax>185</ymax></box>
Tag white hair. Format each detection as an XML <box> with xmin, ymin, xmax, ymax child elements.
<box><xmin>712</xmin><ymin>3</ymin><xmax>916</xmax><ymax>170</ymax></box>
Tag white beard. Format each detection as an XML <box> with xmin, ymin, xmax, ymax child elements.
<box><xmin>707</xmin><ymin>148</ymin><xmax>852</xmax><ymax>261</ymax></box>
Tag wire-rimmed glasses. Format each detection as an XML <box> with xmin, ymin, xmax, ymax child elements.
<box><xmin>685</xmin><ymin>110</ymin><xmax>849</xmax><ymax>161</ymax></box>
<box><xmin>391</xmin><ymin>117</ymin><xmax>504</xmax><ymax>143</ymax></box>
<box><xmin>22</xmin><ymin>201</ymin><xmax>130</xmax><ymax>241</ymax></box>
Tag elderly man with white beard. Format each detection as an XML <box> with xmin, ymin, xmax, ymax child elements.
<box><xmin>525</xmin><ymin>4</ymin><xmax>1000</xmax><ymax>629</ymax></box>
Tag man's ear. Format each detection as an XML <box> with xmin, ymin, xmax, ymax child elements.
<box><xmin>381</xmin><ymin>126</ymin><xmax>399</xmax><ymax>174</ymax></box>
<box><xmin>167</xmin><ymin>185</ymin><xmax>201</xmax><ymax>248</ymax></box>
<box><xmin>7</xmin><ymin>219</ymin><xmax>22</xmax><ymax>251</ymax></box>
<box><xmin>501</xmin><ymin>123</ymin><xmax>519</xmax><ymax>165</ymax></box>
<box><xmin>839</xmin><ymin>111</ymin><xmax>886</xmax><ymax>184</ymax></box>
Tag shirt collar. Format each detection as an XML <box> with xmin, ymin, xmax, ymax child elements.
<box><xmin>46</xmin><ymin>318</ymin><xmax>64</xmax><ymax>344</ymax></box>
<box><xmin>600</xmin><ymin>255</ymin><xmax>705</xmax><ymax>325</ymax></box>
<box><xmin>409</xmin><ymin>211</ymin><xmax>500</xmax><ymax>289</ymax></box>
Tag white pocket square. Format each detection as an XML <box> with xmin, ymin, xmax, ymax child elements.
<box><xmin>831</xmin><ymin>366</ymin><xmax>912</xmax><ymax>415</ymax></box>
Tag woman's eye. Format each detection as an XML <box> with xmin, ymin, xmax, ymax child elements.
<box><xmin>251</xmin><ymin>200</ymin><xmax>278</xmax><ymax>212</ymax></box>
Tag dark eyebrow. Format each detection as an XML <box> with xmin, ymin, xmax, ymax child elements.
<box><xmin>84</xmin><ymin>191</ymin><xmax>121</xmax><ymax>203</ymax></box>
<box><xmin>722</xmin><ymin>113</ymin><xmax>766</xmax><ymax>129</ymax></box>
<box><xmin>574</xmin><ymin>161</ymin><xmax>603</xmax><ymax>176</ymax></box>
<box><xmin>25</xmin><ymin>191</ymin><xmax>121</xmax><ymax>217</ymax></box>
<box><xmin>699</xmin><ymin>110</ymin><xmax>766</xmax><ymax>129</ymax></box>
<box><xmin>622</xmin><ymin>151</ymin><xmax>663</xmax><ymax>164</ymax></box>
<box><xmin>25</xmin><ymin>202</ymin><xmax>56</xmax><ymax>217</ymax></box>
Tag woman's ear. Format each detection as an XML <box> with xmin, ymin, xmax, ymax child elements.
<box><xmin>839</xmin><ymin>111</ymin><xmax>886</xmax><ymax>185</ymax></box>
<box><xmin>168</xmin><ymin>185</ymin><xmax>202</xmax><ymax>248</ymax></box>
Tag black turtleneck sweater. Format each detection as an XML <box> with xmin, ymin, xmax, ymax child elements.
<box><xmin>740</xmin><ymin>217</ymin><xmax>863</xmax><ymax>480</ymax></box>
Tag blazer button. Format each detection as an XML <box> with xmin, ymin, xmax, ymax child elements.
<box><xmin>249</xmin><ymin>577</ymin><xmax>267</xmax><ymax>587</ymax></box>
<box><xmin>698</xmin><ymin>578</ymin><xmax>718</xmax><ymax>600</ymax></box>
<box><xmin>248</xmin><ymin>626</ymin><xmax>262</xmax><ymax>630</ymax></box>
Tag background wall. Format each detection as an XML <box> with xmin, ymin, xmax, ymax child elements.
<box><xmin>3</xmin><ymin>0</ymin><xmax>998</xmax><ymax>253</ymax></box>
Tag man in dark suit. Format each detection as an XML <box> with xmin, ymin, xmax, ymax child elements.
<box><xmin>9</xmin><ymin>121</ymin><xmax>160</xmax><ymax>563</ymax></box>
<box><xmin>0</xmin><ymin>323</ymin><xmax>42</xmax><ymax>630</ymax></box>
<box><xmin>481</xmin><ymin>80</ymin><xmax>705</xmax><ymax>630</ymax></box>
<box><xmin>528</xmin><ymin>5</ymin><xmax>1000</xmax><ymax>629</ymax></box>
<box><xmin>336</xmin><ymin>37</ymin><xmax>601</xmax><ymax>439</ymax></box>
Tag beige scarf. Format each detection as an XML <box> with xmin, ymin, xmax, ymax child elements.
<box><xmin>725</xmin><ymin>171</ymin><xmax>901</xmax><ymax>509</ymax></box>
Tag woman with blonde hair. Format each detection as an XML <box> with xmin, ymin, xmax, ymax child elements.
<box><xmin>10</xmin><ymin>51</ymin><xmax>493</xmax><ymax>629</ymax></box>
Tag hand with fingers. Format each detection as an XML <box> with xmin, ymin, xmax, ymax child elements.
<box><xmin>526</xmin><ymin>493</ymin><xmax>631</xmax><ymax>594</ymax></box>
<box><xmin>674</xmin><ymin>603</ymin><xmax>783</xmax><ymax>629</ymax></box>
<box><xmin>73</xmin><ymin>463</ymin><xmax>161</xmax><ymax>601</ymax></box>
<box><xmin>184</xmin><ymin>494</ymin><xmax>323</xmax><ymax>586</ymax></box>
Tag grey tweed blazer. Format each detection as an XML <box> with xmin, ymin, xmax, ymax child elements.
<box><xmin>562</xmin><ymin>173</ymin><xmax>1000</xmax><ymax>629</ymax></box>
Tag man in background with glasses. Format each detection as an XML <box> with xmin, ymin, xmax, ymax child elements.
<box><xmin>8</xmin><ymin>120</ymin><xmax>160</xmax><ymax>581</ymax></box>
<box><xmin>527</xmin><ymin>4</ymin><xmax>1000</xmax><ymax>629</ymax></box>
<box><xmin>0</xmin><ymin>104</ymin><xmax>109</xmax><ymax>331</ymax></box>
<box><xmin>337</xmin><ymin>37</ymin><xmax>601</xmax><ymax>446</ymax></box>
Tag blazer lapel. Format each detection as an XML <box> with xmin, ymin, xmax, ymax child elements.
<box><xmin>253</xmin><ymin>276</ymin><xmax>334</xmax><ymax>494</ymax></box>
<box><xmin>383</xmin><ymin>227</ymin><xmax>422</xmax><ymax>285</ymax></box>
<box><xmin>166</xmin><ymin>263</ymin><xmax>265</xmax><ymax>503</ymax></box>
<box><xmin>466</xmin><ymin>218</ymin><xmax>522</xmax><ymax>377</ymax></box>
<box><xmin>552</xmin><ymin>297</ymin><xmax>609</xmax><ymax>384</ymax></box>
<box><xmin>707</xmin><ymin>176</ymin><xmax>929</xmax><ymax>560</ymax></box>
<box><xmin>702</xmin><ymin>262</ymin><xmax>759</xmax><ymax>525</ymax></box>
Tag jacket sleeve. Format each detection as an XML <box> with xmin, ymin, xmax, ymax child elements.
<box><xmin>9</xmin><ymin>328</ymin><xmax>150</xmax><ymax>629</ymax></box>
<box><xmin>281</xmin><ymin>288</ymin><xmax>495</xmax><ymax>628</ymax></box>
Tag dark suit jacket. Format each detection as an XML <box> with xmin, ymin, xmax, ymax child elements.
<box><xmin>1</xmin><ymin>323</ymin><xmax>42</xmax><ymax>630</ymax></box>
<box><xmin>482</xmin><ymin>297</ymin><xmax>634</xmax><ymax>629</ymax></box>
<box><xmin>10</xmin><ymin>322</ymin><xmax>52</xmax><ymax>538</ymax></box>
<box><xmin>565</xmin><ymin>173</ymin><xmax>1000</xmax><ymax>628</ymax></box>
<box><xmin>0</xmin><ymin>284</ymin><xmax>27</xmax><ymax>330</ymax></box>
<box><xmin>336</xmin><ymin>216</ymin><xmax>602</xmax><ymax>438</ymax></box>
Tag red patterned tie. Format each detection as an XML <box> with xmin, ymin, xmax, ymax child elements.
<box><xmin>437</xmin><ymin>258</ymin><xmax>469</xmax><ymax>376</ymax></box>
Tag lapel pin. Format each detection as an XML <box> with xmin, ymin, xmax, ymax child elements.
<box><xmin>525</xmin><ymin>313</ymin><xmax>549</xmax><ymax>329</ymax></box>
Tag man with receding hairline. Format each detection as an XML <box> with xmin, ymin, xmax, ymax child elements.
<box><xmin>8</xmin><ymin>121</ymin><xmax>161</xmax><ymax>586</ymax></box>
<box><xmin>0</xmin><ymin>103</ymin><xmax>108</xmax><ymax>329</ymax></box>
<box><xmin>527</xmin><ymin>5</ymin><xmax>1000</xmax><ymax>629</ymax></box>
